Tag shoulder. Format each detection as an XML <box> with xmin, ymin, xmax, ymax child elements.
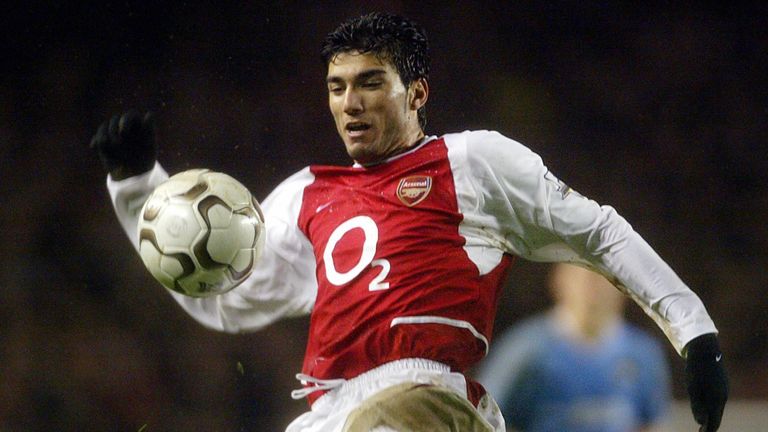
<box><xmin>441</xmin><ymin>130</ymin><xmax>546</xmax><ymax>179</ymax></box>
<box><xmin>442</xmin><ymin>130</ymin><xmax>541</xmax><ymax>160</ymax></box>
<box><xmin>620</xmin><ymin>323</ymin><xmax>667</xmax><ymax>359</ymax></box>
<box><xmin>493</xmin><ymin>314</ymin><xmax>552</xmax><ymax>355</ymax></box>
<box><xmin>259</xmin><ymin>166</ymin><xmax>314</xmax><ymax>221</ymax></box>
<box><xmin>264</xmin><ymin>167</ymin><xmax>313</xmax><ymax>199</ymax></box>
<box><xmin>479</xmin><ymin>314</ymin><xmax>551</xmax><ymax>389</ymax></box>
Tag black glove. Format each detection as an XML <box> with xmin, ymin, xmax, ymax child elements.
<box><xmin>90</xmin><ymin>110</ymin><xmax>157</xmax><ymax>180</ymax></box>
<box><xmin>685</xmin><ymin>333</ymin><xmax>728</xmax><ymax>431</ymax></box>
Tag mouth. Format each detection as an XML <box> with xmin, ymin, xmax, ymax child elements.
<box><xmin>345</xmin><ymin>121</ymin><xmax>371</xmax><ymax>138</ymax></box>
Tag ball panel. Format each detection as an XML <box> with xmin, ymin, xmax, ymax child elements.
<box><xmin>206</xmin><ymin>203</ymin><xmax>234</xmax><ymax>230</ymax></box>
<box><xmin>178</xmin><ymin>181</ymin><xmax>208</xmax><ymax>201</ymax></box>
<box><xmin>151</xmin><ymin>202</ymin><xmax>204</xmax><ymax>249</ymax></box>
<box><xmin>233</xmin><ymin>206</ymin><xmax>263</xmax><ymax>248</ymax></box>
<box><xmin>138</xmin><ymin>238</ymin><xmax>165</xmax><ymax>281</ymax></box>
<box><xmin>139</xmin><ymin>229</ymin><xmax>197</xmax><ymax>292</ymax></box>
<box><xmin>176</xmin><ymin>267</ymin><xmax>231</xmax><ymax>297</ymax></box>
<box><xmin>159</xmin><ymin>254</ymin><xmax>186</xmax><ymax>279</ymax></box>
<box><xmin>207</xmin><ymin>229</ymin><xmax>240</xmax><ymax>264</ymax></box>
<box><xmin>142</xmin><ymin>195</ymin><xmax>166</xmax><ymax>222</ymax></box>
<box><xmin>193</xmin><ymin>195</ymin><xmax>232</xmax><ymax>270</ymax></box>
<box><xmin>152</xmin><ymin>169</ymin><xmax>209</xmax><ymax>197</ymax></box>
<box><xmin>230</xmin><ymin>248</ymin><xmax>255</xmax><ymax>274</ymax></box>
<box><xmin>207</xmin><ymin>213</ymin><xmax>256</xmax><ymax>264</ymax></box>
<box><xmin>202</xmin><ymin>172</ymin><xmax>252</xmax><ymax>208</ymax></box>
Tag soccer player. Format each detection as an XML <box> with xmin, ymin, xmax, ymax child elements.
<box><xmin>91</xmin><ymin>12</ymin><xmax>728</xmax><ymax>432</ymax></box>
<box><xmin>477</xmin><ymin>263</ymin><xmax>672</xmax><ymax>431</ymax></box>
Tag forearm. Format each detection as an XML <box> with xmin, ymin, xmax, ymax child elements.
<box><xmin>590</xmin><ymin>221</ymin><xmax>717</xmax><ymax>355</ymax></box>
<box><xmin>107</xmin><ymin>162</ymin><xmax>169</xmax><ymax>250</ymax></box>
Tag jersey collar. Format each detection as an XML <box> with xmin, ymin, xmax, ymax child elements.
<box><xmin>351</xmin><ymin>135</ymin><xmax>438</xmax><ymax>169</ymax></box>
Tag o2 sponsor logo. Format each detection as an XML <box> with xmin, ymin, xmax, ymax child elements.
<box><xmin>323</xmin><ymin>216</ymin><xmax>391</xmax><ymax>291</ymax></box>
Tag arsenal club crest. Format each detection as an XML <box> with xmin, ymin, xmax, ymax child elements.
<box><xmin>396</xmin><ymin>176</ymin><xmax>432</xmax><ymax>206</ymax></box>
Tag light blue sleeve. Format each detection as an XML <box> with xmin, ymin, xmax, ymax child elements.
<box><xmin>636</xmin><ymin>333</ymin><xmax>672</xmax><ymax>425</ymax></box>
<box><xmin>476</xmin><ymin>317</ymin><xmax>547</xmax><ymax>429</ymax></box>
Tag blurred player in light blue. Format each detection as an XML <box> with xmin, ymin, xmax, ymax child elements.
<box><xmin>478</xmin><ymin>263</ymin><xmax>672</xmax><ymax>432</ymax></box>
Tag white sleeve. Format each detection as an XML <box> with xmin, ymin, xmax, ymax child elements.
<box><xmin>460</xmin><ymin>130</ymin><xmax>716</xmax><ymax>355</ymax></box>
<box><xmin>107</xmin><ymin>162</ymin><xmax>170</xmax><ymax>248</ymax></box>
<box><xmin>107</xmin><ymin>164</ymin><xmax>318</xmax><ymax>333</ymax></box>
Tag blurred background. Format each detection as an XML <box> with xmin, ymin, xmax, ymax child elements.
<box><xmin>1</xmin><ymin>1</ymin><xmax>765</xmax><ymax>431</ymax></box>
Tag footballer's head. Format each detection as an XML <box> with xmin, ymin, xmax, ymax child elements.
<box><xmin>549</xmin><ymin>263</ymin><xmax>626</xmax><ymax>335</ymax></box>
<box><xmin>322</xmin><ymin>12</ymin><xmax>430</xmax><ymax>127</ymax></box>
<box><xmin>322</xmin><ymin>13</ymin><xmax>430</xmax><ymax>165</ymax></box>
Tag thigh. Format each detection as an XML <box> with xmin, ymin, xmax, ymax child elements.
<box><xmin>342</xmin><ymin>383</ymin><xmax>494</xmax><ymax>432</ymax></box>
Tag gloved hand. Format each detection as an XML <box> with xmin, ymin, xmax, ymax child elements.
<box><xmin>90</xmin><ymin>110</ymin><xmax>157</xmax><ymax>180</ymax></box>
<box><xmin>685</xmin><ymin>333</ymin><xmax>728</xmax><ymax>431</ymax></box>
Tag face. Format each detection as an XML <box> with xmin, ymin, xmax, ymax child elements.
<box><xmin>326</xmin><ymin>51</ymin><xmax>427</xmax><ymax>165</ymax></box>
<box><xmin>550</xmin><ymin>263</ymin><xmax>625</xmax><ymax>319</ymax></box>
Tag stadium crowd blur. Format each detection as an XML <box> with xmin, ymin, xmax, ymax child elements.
<box><xmin>1</xmin><ymin>2</ymin><xmax>765</xmax><ymax>431</ymax></box>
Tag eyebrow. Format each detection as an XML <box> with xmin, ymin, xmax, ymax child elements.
<box><xmin>326</xmin><ymin>69</ymin><xmax>387</xmax><ymax>84</ymax></box>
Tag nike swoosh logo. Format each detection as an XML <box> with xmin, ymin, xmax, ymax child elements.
<box><xmin>715</xmin><ymin>354</ymin><xmax>723</xmax><ymax>362</ymax></box>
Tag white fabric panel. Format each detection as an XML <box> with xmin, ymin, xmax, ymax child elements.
<box><xmin>445</xmin><ymin>132</ymin><xmax>506</xmax><ymax>275</ymax></box>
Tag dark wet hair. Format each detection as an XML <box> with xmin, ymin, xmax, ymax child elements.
<box><xmin>321</xmin><ymin>12</ymin><xmax>430</xmax><ymax>129</ymax></box>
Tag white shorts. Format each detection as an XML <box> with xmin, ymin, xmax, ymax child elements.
<box><xmin>285</xmin><ymin>358</ymin><xmax>505</xmax><ymax>432</ymax></box>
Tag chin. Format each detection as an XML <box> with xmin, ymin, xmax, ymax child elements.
<box><xmin>350</xmin><ymin>151</ymin><xmax>381</xmax><ymax>166</ymax></box>
<box><xmin>346</xmin><ymin>143</ymin><xmax>373</xmax><ymax>163</ymax></box>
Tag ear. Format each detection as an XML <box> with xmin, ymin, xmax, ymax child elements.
<box><xmin>408</xmin><ymin>78</ymin><xmax>429</xmax><ymax>110</ymax></box>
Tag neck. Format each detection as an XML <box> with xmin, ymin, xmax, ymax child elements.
<box><xmin>358</xmin><ymin>130</ymin><xmax>426</xmax><ymax>167</ymax></box>
<box><xmin>393</xmin><ymin>130</ymin><xmax>426</xmax><ymax>155</ymax></box>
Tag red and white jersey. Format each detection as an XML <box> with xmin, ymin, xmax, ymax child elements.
<box><xmin>108</xmin><ymin>130</ymin><xmax>717</xmax><ymax>402</ymax></box>
<box><xmin>295</xmin><ymin>135</ymin><xmax>512</xmax><ymax>390</ymax></box>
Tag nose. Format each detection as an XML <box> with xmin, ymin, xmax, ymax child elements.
<box><xmin>343</xmin><ymin>88</ymin><xmax>363</xmax><ymax>115</ymax></box>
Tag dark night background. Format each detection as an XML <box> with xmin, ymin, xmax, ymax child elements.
<box><xmin>1</xmin><ymin>1</ymin><xmax>766</xmax><ymax>430</ymax></box>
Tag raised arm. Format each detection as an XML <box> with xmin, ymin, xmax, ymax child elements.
<box><xmin>92</xmin><ymin>112</ymin><xmax>318</xmax><ymax>333</ymax></box>
<box><xmin>458</xmin><ymin>130</ymin><xmax>727</xmax><ymax>431</ymax></box>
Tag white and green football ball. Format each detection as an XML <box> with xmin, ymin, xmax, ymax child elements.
<box><xmin>137</xmin><ymin>169</ymin><xmax>265</xmax><ymax>297</ymax></box>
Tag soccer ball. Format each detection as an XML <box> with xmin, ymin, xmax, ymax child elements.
<box><xmin>137</xmin><ymin>169</ymin><xmax>265</xmax><ymax>297</ymax></box>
